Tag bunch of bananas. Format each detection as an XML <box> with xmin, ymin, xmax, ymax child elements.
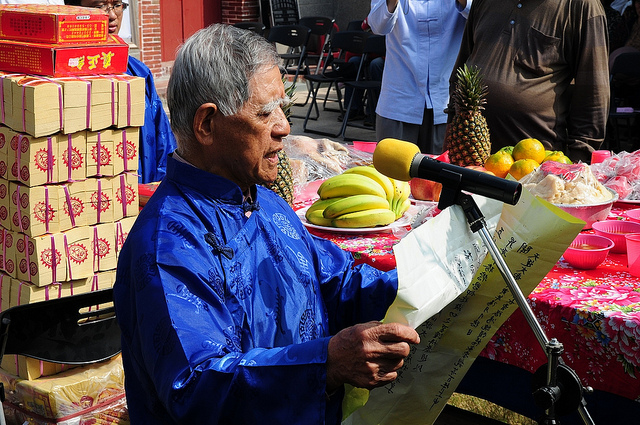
<box><xmin>305</xmin><ymin>166</ymin><xmax>411</xmax><ymax>228</ymax></box>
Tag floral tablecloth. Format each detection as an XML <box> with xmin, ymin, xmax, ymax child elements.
<box><xmin>303</xmin><ymin>202</ymin><xmax>640</xmax><ymax>404</ymax></box>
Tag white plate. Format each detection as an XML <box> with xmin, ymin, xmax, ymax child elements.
<box><xmin>296</xmin><ymin>205</ymin><xmax>413</xmax><ymax>234</ymax></box>
<box><xmin>615</xmin><ymin>198</ymin><xmax>640</xmax><ymax>205</ymax></box>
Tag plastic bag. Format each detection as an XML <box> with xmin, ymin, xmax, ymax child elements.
<box><xmin>591</xmin><ymin>149</ymin><xmax>640</xmax><ymax>201</ymax></box>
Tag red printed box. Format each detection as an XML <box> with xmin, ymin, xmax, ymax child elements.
<box><xmin>1</xmin><ymin>227</ymin><xmax>15</xmax><ymax>278</ymax></box>
<box><xmin>0</xmin><ymin>179</ymin><xmax>10</xmax><ymax>230</ymax></box>
<box><xmin>86</xmin><ymin>129</ymin><xmax>115</xmax><ymax>177</ymax></box>
<box><xmin>90</xmin><ymin>222</ymin><xmax>115</xmax><ymax>272</ymax></box>
<box><xmin>59</xmin><ymin>180</ymin><xmax>88</xmax><ymax>232</ymax></box>
<box><xmin>0</xmin><ymin>125</ymin><xmax>11</xmax><ymax>157</ymax></box>
<box><xmin>8</xmin><ymin>130</ymin><xmax>59</xmax><ymax>186</ymax></box>
<box><xmin>9</xmin><ymin>182</ymin><xmax>61</xmax><ymax>237</ymax></box>
<box><xmin>113</xmin><ymin>127</ymin><xmax>138</xmax><ymax>174</ymax></box>
<box><xmin>85</xmin><ymin>177</ymin><xmax>113</xmax><ymax>224</ymax></box>
<box><xmin>63</xmin><ymin>225</ymin><xmax>92</xmax><ymax>281</ymax></box>
<box><xmin>58</xmin><ymin>131</ymin><xmax>85</xmax><ymax>182</ymax></box>
<box><xmin>0</xmin><ymin>5</ymin><xmax>108</xmax><ymax>45</ymax></box>
<box><xmin>12</xmin><ymin>231</ymin><xmax>66</xmax><ymax>286</ymax></box>
<box><xmin>0</xmin><ymin>34</ymin><xmax>129</xmax><ymax>78</ymax></box>
<box><xmin>111</xmin><ymin>173</ymin><xmax>138</xmax><ymax>221</ymax></box>
<box><xmin>114</xmin><ymin>216</ymin><xmax>136</xmax><ymax>259</ymax></box>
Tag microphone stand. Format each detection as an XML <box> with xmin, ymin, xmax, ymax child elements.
<box><xmin>436</xmin><ymin>169</ymin><xmax>595</xmax><ymax>425</ymax></box>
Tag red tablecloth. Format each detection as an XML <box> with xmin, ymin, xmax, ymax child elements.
<box><xmin>303</xmin><ymin>201</ymin><xmax>640</xmax><ymax>403</ymax></box>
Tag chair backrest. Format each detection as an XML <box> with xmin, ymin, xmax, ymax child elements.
<box><xmin>267</xmin><ymin>24</ymin><xmax>311</xmax><ymax>49</ymax></box>
<box><xmin>233</xmin><ymin>21</ymin><xmax>266</xmax><ymax>36</ymax></box>
<box><xmin>355</xmin><ymin>34</ymin><xmax>386</xmax><ymax>80</ymax></box>
<box><xmin>270</xmin><ymin>0</ymin><xmax>300</xmax><ymax>26</ymax></box>
<box><xmin>0</xmin><ymin>288</ymin><xmax>121</xmax><ymax>365</ymax></box>
<box><xmin>346</xmin><ymin>19</ymin><xmax>365</xmax><ymax>31</ymax></box>
<box><xmin>610</xmin><ymin>51</ymin><xmax>640</xmax><ymax>81</ymax></box>
<box><xmin>299</xmin><ymin>16</ymin><xmax>335</xmax><ymax>37</ymax></box>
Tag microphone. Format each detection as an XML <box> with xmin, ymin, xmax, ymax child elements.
<box><xmin>373</xmin><ymin>138</ymin><xmax>522</xmax><ymax>205</ymax></box>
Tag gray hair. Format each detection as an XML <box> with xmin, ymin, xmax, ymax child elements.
<box><xmin>167</xmin><ymin>24</ymin><xmax>280</xmax><ymax>144</ymax></box>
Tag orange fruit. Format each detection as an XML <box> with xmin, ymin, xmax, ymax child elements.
<box><xmin>484</xmin><ymin>151</ymin><xmax>515</xmax><ymax>178</ymax></box>
<box><xmin>542</xmin><ymin>151</ymin><xmax>572</xmax><ymax>164</ymax></box>
<box><xmin>512</xmin><ymin>138</ymin><xmax>546</xmax><ymax>164</ymax></box>
<box><xmin>508</xmin><ymin>159</ymin><xmax>539</xmax><ymax>180</ymax></box>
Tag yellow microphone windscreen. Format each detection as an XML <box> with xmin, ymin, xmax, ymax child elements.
<box><xmin>373</xmin><ymin>138</ymin><xmax>420</xmax><ymax>181</ymax></box>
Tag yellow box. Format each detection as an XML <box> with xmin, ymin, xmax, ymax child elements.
<box><xmin>8</xmin><ymin>131</ymin><xmax>59</xmax><ymax>186</ymax></box>
<box><xmin>63</xmin><ymin>225</ymin><xmax>93</xmax><ymax>281</ymax></box>
<box><xmin>113</xmin><ymin>126</ymin><xmax>139</xmax><ymax>174</ymax></box>
<box><xmin>9</xmin><ymin>182</ymin><xmax>60</xmax><ymax>237</ymax></box>
<box><xmin>111</xmin><ymin>173</ymin><xmax>138</xmax><ymax>221</ymax></box>
<box><xmin>0</xmin><ymin>178</ymin><xmax>10</xmax><ymax>230</ymax></box>
<box><xmin>90</xmin><ymin>222</ymin><xmax>116</xmax><ymax>273</ymax></box>
<box><xmin>1</xmin><ymin>353</ymin><xmax>60</xmax><ymax>381</ymax></box>
<box><xmin>0</xmin><ymin>124</ymin><xmax>12</xmax><ymax>156</ymax></box>
<box><xmin>86</xmin><ymin>129</ymin><xmax>116</xmax><ymax>177</ymax></box>
<box><xmin>84</xmin><ymin>75</ymin><xmax>117</xmax><ymax>131</ymax></box>
<box><xmin>59</xmin><ymin>179</ymin><xmax>88</xmax><ymax>231</ymax></box>
<box><xmin>12</xmin><ymin>232</ymin><xmax>66</xmax><ymax>286</ymax></box>
<box><xmin>56</xmin><ymin>77</ymin><xmax>92</xmax><ymax>134</ymax></box>
<box><xmin>58</xmin><ymin>130</ymin><xmax>86</xmax><ymax>182</ymax></box>
<box><xmin>1</xmin><ymin>227</ymin><xmax>16</xmax><ymax>277</ymax></box>
<box><xmin>85</xmin><ymin>177</ymin><xmax>113</xmax><ymax>224</ymax></box>
<box><xmin>11</xmin><ymin>75</ymin><xmax>63</xmax><ymax>138</ymax></box>
<box><xmin>114</xmin><ymin>216</ymin><xmax>136</xmax><ymax>259</ymax></box>
<box><xmin>0</xmin><ymin>271</ymin><xmax>10</xmax><ymax>311</ymax></box>
<box><xmin>1</xmin><ymin>74</ymin><xmax>22</xmax><ymax>131</ymax></box>
<box><xmin>114</xmin><ymin>75</ymin><xmax>144</xmax><ymax>128</ymax></box>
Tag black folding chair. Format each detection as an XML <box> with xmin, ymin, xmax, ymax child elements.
<box><xmin>339</xmin><ymin>35</ymin><xmax>386</xmax><ymax>140</ymax></box>
<box><xmin>268</xmin><ymin>24</ymin><xmax>311</xmax><ymax>83</ymax></box>
<box><xmin>233</xmin><ymin>21</ymin><xmax>266</xmax><ymax>36</ymax></box>
<box><xmin>302</xmin><ymin>30</ymin><xmax>370</xmax><ymax>137</ymax></box>
<box><xmin>299</xmin><ymin>16</ymin><xmax>335</xmax><ymax>73</ymax></box>
<box><xmin>0</xmin><ymin>288</ymin><xmax>121</xmax><ymax>425</ymax></box>
<box><xmin>269</xmin><ymin>0</ymin><xmax>300</xmax><ymax>26</ymax></box>
<box><xmin>607</xmin><ymin>51</ymin><xmax>640</xmax><ymax>151</ymax></box>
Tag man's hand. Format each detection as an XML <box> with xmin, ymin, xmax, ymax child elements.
<box><xmin>326</xmin><ymin>321</ymin><xmax>420</xmax><ymax>392</ymax></box>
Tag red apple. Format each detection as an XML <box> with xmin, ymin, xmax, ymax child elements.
<box><xmin>410</xmin><ymin>178</ymin><xmax>442</xmax><ymax>201</ymax></box>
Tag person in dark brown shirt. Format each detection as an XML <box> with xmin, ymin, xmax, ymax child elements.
<box><xmin>448</xmin><ymin>0</ymin><xmax>610</xmax><ymax>163</ymax></box>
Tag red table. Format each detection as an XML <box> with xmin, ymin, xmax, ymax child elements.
<box><xmin>299</xmin><ymin>198</ymin><xmax>640</xmax><ymax>423</ymax></box>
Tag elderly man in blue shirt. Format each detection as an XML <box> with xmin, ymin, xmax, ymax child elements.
<box><xmin>368</xmin><ymin>0</ymin><xmax>471</xmax><ymax>154</ymax></box>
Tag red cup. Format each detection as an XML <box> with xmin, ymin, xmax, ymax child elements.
<box><xmin>627</xmin><ymin>234</ymin><xmax>640</xmax><ymax>277</ymax></box>
<box><xmin>591</xmin><ymin>150</ymin><xmax>611</xmax><ymax>164</ymax></box>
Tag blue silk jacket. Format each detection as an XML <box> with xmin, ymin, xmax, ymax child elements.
<box><xmin>114</xmin><ymin>156</ymin><xmax>398</xmax><ymax>424</ymax></box>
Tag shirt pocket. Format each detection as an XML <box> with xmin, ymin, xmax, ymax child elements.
<box><xmin>515</xmin><ymin>26</ymin><xmax>561</xmax><ymax>76</ymax></box>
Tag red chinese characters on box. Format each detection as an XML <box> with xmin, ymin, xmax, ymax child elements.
<box><xmin>12</xmin><ymin>232</ymin><xmax>66</xmax><ymax>286</ymax></box>
<box><xmin>0</xmin><ymin>5</ymin><xmax>108</xmax><ymax>45</ymax></box>
<box><xmin>0</xmin><ymin>34</ymin><xmax>128</xmax><ymax>78</ymax></box>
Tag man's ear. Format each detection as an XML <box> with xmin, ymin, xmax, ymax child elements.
<box><xmin>193</xmin><ymin>103</ymin><xmax>218</xmax><ymax>146</ymax></box>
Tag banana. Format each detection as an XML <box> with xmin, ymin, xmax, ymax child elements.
<box><xmin>332</xmin><ymin>208</ymin><xmax>397</xmax><ymax>228</ymax></box>
<box><xmin>343</xmin><ymin>166</ymin><xmax>395</xmax><ymax>203</ymax></box>
<box><xmin>323</xmin><ymin>194</ymin><xmax>390</xmax><ymax>219</ymax></box>
<box><xmin>395</xmin><ymin>197</ymin><xmax>411</xmax><ymax>219</ymax></box>
<box><xmin>317</xmin><ymin>173</ymin><xmax>387</xmax><ymax>200</ymax></box>
<box><xmin>305</xmin><ymin>197</ymin><xmax>345</xmax><ymax>218</ymax></box>
<box><xmin>305</xmin><ymin>209</ymin><xmax>334</xmax><ymax>227</ymax></box>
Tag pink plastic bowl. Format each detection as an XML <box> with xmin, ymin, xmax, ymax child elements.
<box><xmin>623</xmin><ymin>208</ymin><xmax>640</xmax><ymax>223</ymax></box>
<box><xmin>352</xmin><ymin>141</ymin><xmax>377</xmax><ymax>153</ymax></box>
<box><xmin>591</xmin><ymin>220</ymin><xmax>640</xmax><ymax>254</ymax></box>
<box><xmin>563</xmin><ymin>234</ymin><xmax>615</xmax><ymax>269</ymax></box>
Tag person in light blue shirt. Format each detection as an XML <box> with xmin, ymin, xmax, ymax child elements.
<box><xmin>368</xmin><ymin>0</ymin><xmax>471</xmax><ymax>154</ymax></box>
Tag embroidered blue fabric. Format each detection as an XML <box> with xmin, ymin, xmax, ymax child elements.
<box><xmin>126</xmin><ymin>56</ymin><xmax>177</xmax><ymax>184</ymax></box>
<box><xmin>114</xmin><ymin>156</ymin><xmax>398</xmax><ymax>424</ymax></box>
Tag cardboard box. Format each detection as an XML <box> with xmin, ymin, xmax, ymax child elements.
<box><xmin>63</xmin><ymin>225</ymin><xmax>92</xmax><ymax>280</ymax></box>
<box><xmin>85</xmin><ymin>177</ymin><xmax>113</xmax><ymax>224</ymax></box>
<box><xmin>12</xmin><ymin>231</ymin><xmax>66</xmax><ymax>286</ymax></box>
<box><xmin>10</xmin><ymin>75</ymin><xmax>63</xmax><ymax>138</ymax></box>
<box><xmin>90</xmin><ymin>222</ymin><xmax>116</xmax><ymax>272</ymax></box>
<box><xmin>0</xmin><ymin>355</ymin><xmax>124</xmax><ymax>414</ymax></box>
<box><xmin>8</xmin><ymin>130</ymin><xmax>59</xmax><ymax>186</ymax></box>
<box><xmin>113</xmin><ymin>127</ymin><xmax>139</xmax><ymax>174</ymax></box>
<box><xmin>0</xmin><ymin>179</ymin><xmax>10</xmax><ymax>230</ymax></box>
<box><xmin>59</xmin><ymin>180</ymin><xmax>88</xmax><ymax>231</ymax></box>
<box><xmin>114</xmin><ymin>75</ymin><xmax>144</xmax><ymax>128</ymax></box>
<box><xmin>0</xmin><ymin>271</ymin><xmax>9</xmax><ymax>311</ymax></box>
<box><xmin>86</xmin><ymin>129</ymin><xmax>116</xmax><ymax>177</ymax></box>
<box><xmin>0</xmin><ymin>73</ymin><xmax>23</xmax><ymax>129</ymax></box>
<box><xmin>114</xmin><ymin>216</ymin><xmax>136</xmax><ymax>258</ymax></box>
<box><xmin>1</xmin><ymin>227</ymin><xmax>16</xmax><ymax>277</ymax></box>
<box><xmin>58</xmin><ymin>131</ymin><xmax>86</xmax><ymax>182</ymax></box>
<box><xmin>0</xmin><ymin>125</ymin><xmax>11</xmax><ymax>157</ymax></box>
<box><xmin>9</xmin><ymin>182</ymin><xmax>60</xmax><ymax>237</ymax></box>
<box><xmin>0</xmin><ymin>4</ymin><xmax>108</xmax><ymax>45</ymax></box>
<box><xmin>111</xmin><ymin>173</ymin><xmax>138</xmax><ymax>220</ymax></box>
<box><xmin>0</xmin><ymin>34</ymin><xmax>129</xmax><ymax>79</ymax></box>
<box><xmin>57</xmin><ymin>76</ymin><xmax>92</xmax><ymax>134</ymax></box>
<box><xmin>82</xmin><ymin>75</ymin><xmax>118</xmax><ymax>131</ymax></box>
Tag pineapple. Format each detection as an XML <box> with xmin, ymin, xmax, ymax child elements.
<box><xmin>444</xmin><ymin>64</ymin><xmax>491</xmax><ymax>167</ymax></box>
<box><xmin>263</xmin><ymin>75</ymin><xmax>296</xmax><ymax>206</ymax></box>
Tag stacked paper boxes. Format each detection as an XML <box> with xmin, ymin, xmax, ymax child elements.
<box><xmin>0</xmin><ymin>2</ymin><xmax>139</xmax><ymax>393</ymax></box>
